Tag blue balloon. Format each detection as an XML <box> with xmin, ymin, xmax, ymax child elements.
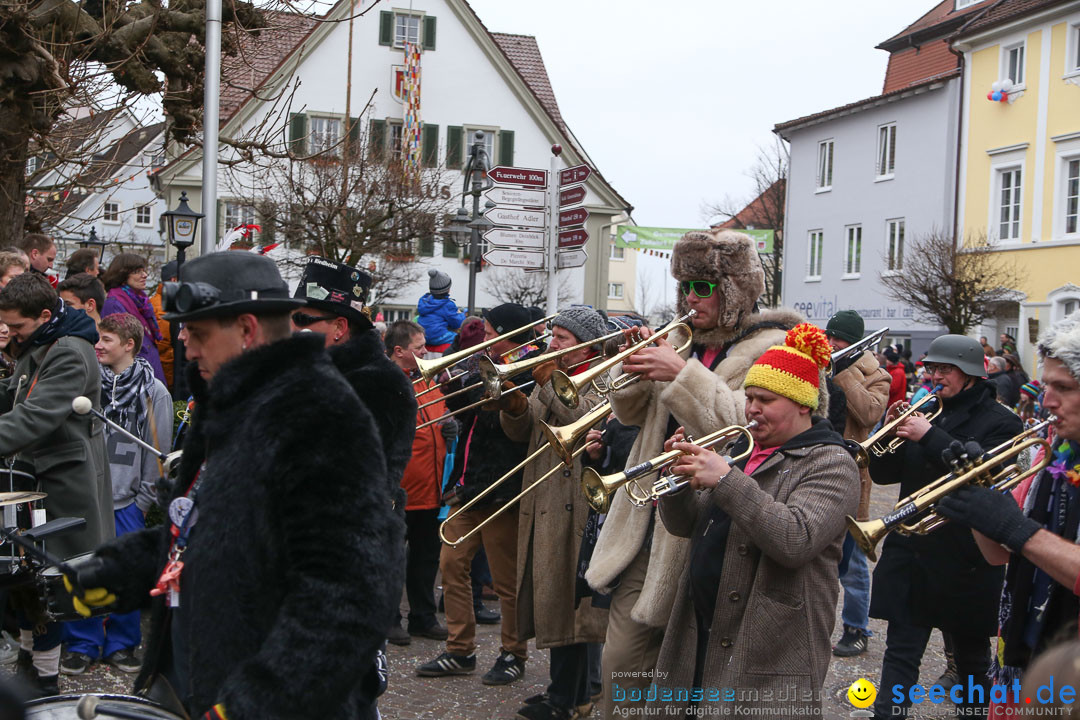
<box><xmin>992</xmin><ymin>91</ymin><xmax>1003</xmax><ymax>101</ymax></box>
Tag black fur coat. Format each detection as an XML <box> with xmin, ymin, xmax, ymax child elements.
<box><xmin>92</xmin><ymin>334</ymin><xmax>404</xmax><ymax>719</ymax></box>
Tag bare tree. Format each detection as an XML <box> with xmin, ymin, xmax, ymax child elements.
<box><xmin>702</xmin><ymin>139</ymin><xmax>788</xmax><ymax>307</ymax></box>
<box><xmin>481</xmin><ymin>268</ymin><xmax>574</xmax><ymax>308</ymax></box>
<box><xmin>879</xmin><ymin>229</ymin><xmax>1027</xmax><ymax>334</ymax></box>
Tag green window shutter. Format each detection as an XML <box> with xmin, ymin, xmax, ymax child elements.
<box><xmin>347</xmin><ymin>117</ymin><xmax>360</xmax><ymax>158</ymax></box>
<box><xmin>423</xmin><ymin>16</ymin><xmax>437</xmax><ymax>50</ymax></box>
<box><xmin>289</xmin><ymin>113</ymin><xmax>307</xmax><ymax>155</ymax></box>
<box><xmin>259</xmin><ymin>207</ymin><xmax>275</xmax><ymax>244</ymax></box>
<box><xmin>422</xmin><ymin>124</ymin><xmax>439</xmax><ymax>166</ymax></box>
<box><xmin>498</xmin><ymin>130</ymin><xmax>514</xmax><ymax>167</ymax></box>
<box><xmin>419</xmin><ymin>235</ymin><xmax>435</xmax><ymax>257</ymax></box>
<box><xmin>446</xmin><ymin>126</ymin><xmax>463</xmax><ymax>169</ymax></box>
<box><xmin>369</xmin><ymin>119</ymin><xmax>386</xmax><ymax>160</ymax></box>
<box><xmin>379</xmin><ymin>11</ymin><xmax>393</xmax><ymax>46</ymax></box>
<box><xmin>217</xmin><ymin>199</ymin><xmax>225</xmax><ymax>239</ymax></box>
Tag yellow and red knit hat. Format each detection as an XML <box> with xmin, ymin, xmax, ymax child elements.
<box><xmin>744</xmin><ymin>323</ymin><xmax>832</xmax><ymax>409</ymax></box>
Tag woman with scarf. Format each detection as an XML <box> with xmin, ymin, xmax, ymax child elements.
<box><xmin>101</xmin><ymin>254</ymin><xmax>165</xmax><ymax>383</ymax></box>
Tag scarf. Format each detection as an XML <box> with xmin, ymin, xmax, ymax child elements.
<box><xmin>109</xmin><ymin>286</ymin><xmax>163</xmax><ymax>343</ymax></box>
<box><xmin>100</xmin><ymin>357</ymin><xmax>157</xmax><ymax>438</ymax></box>
<box><xmin>21</xmin><ymin>298</ymin><xmax>99</xmax><ymax>351</ymax></box>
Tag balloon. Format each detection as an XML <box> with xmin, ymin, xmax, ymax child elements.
<box><xmin>987</xmin><ymin>92</ymin><xmax>995</xmax><ymax>100</ymax></box>
<box><xmin>992</xmin><ymin>91</ymin><xmax>1003</xmax><ymax>101</ymax></box>
<box><xmin>992</xmin><ymin>81</ymin><xmax>1002</xmax><ymax>92</ymax></box>
<box><xmin>1001</xmin><ymin>94</ymin><xmax>1010</xmax><ymax>103</ymax></box>
<box><xmin>1002</xmin><ymin>79</ymin><xmax>1014</xmax><ymax>92</ymax></box>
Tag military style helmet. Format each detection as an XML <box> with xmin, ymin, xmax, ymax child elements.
<box><xmin>923</xmin><ymin>334</ymin><xmax>987</xmax><ymax>378</ymax></box>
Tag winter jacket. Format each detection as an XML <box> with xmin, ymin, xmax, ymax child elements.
<box><xmin>868</xmin><ymin>380</ymin><xmax>1022</xmax><ymax>634</ymax></box>
<box><xmin>831</xmin><ymin>350</ymin><xmax>891</xmax><ymax>520</ymax></box>
<box><xmin>150</xmin><ymin>286</ymin><xmax>174</xmax><ymax>389</ymax></box>
<box><xmin>404</xmin><ymin>375</ymin><xmax>447</xmax><ymax>511</ymax></box>
<box><xmin>416</xmin><ymin>294</ymin><xmax>464</xmax><ymax>346</ymax></box>
<box><xmin>886</xmin><ymin>362</ymin><xmax>907</xmax><ymax>408</ymax></box>
<box><xmin>90</xmin><ymin>334</ymin><xmax>404</xmax><ymax>719</ymax></box>
<box><xmin>102</xmin><ymin>375</ymin><xmax>173</xmax><ymax>513</ymax></box>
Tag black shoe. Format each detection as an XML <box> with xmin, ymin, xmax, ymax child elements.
<box><xmin>482</xmin><ymin>649</ymin><xmax>525</xmax><ymax>686</ymax></box>
<box><xmin>516</xmin><ymin>699</ymin><xmax>573</xmax><ymax>720</ymax></box>
<box><xmin>60</xmin><ymin>651</ymin><xmax>94</xmax><ymax>675</ymax></box>
<box><xmin>935</xmin><ymin>649</ymin><xmax>960</xmax><ymax>688</ymax></box>
<box><xmin>417</xmin><ymin>651</ymin><xmax>477</xmax><ymax>677</ymax></box>
<box><xmin>387</xmin><ymin>624</ymin><xmax>411</xmax><ymax>646</ymax></box>
<box><xmin>15</xmin><ymin>648</ymin><xmax>32</xmax><ymax>680</ymax></box>
<box><xmin>475</xmin><ymin>604</ymin><xmax>500</xmax><ymax>625</ymax></box>
<box><xmin>524</xmin><ymin>693</ymin><xmax>549</xmax><ymax>705</ymax></box>
<box><xmin>34</xmin><ymin>673</ymin><xmax>59</xmax><ymax>698</ymax></box>
<box><xmin>832</xmin><ymin>625</ymin><xmax>869</xmax><ymax>657</ymax></box>
<box><xmin>105</xmin><ymin>649</ymin><xmax>141</xmax><ymax>674</ymax></box>
<box><xmin>409</xmin><ymin>622</ymin><xmax>449</xmax><ymax>641</ymax></box>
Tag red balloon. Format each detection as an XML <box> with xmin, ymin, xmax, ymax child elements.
<box><xmin>987</xmin><ymin>92</ymin><xmax>995</xmax><ymax>100</ymax></box>
<box><xmin>1001</xmin><ymin>94</ymin><xmax>1009</xmax><ymax>103</ymax></box>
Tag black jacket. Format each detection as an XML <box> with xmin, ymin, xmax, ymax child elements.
<box><xmin>868</xmin><ymin>379</ymin><xmax>1022</xmax><ymax>634</ymax></box>
<box><xmin>91</xmin><ymin>334</ymin><xmax>404</xmax><ymax>719</ymax></box>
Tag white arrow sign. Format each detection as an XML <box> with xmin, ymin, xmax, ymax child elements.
<box><xmin>484</xmin><ymin>207</ymin><xmax>546</xmax><ymax>229</ymax></box>
<box><xmin>484</xmin><ymin>228</ymin><xmax>545</xmax><ymax>250</ymax></box>
<box><xmin>483</xmin><ymin>248</ymin><xmax>546</xmax><ymax>269</ymax></box>
<box><xmin>485</xmin><ymin>186</ymin><xmax>546</xmax><ymax>208</ymax></box>
<box><xmin>557</xmin><ymin>249</ymin><xmax>588</xmax><ymax>269</ymax></box>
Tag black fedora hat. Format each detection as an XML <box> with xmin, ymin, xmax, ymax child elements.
<box><xmin>163</xmin><ymin>251</ymin><xmax>303</xmax><ymax>322</ymax></box>
<box><xmin>293</xmin><ymin>256</ymin><xmax>372</xmax><ymax>327</ymax></box>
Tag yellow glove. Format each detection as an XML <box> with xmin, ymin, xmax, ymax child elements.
<box><xmin>62</xmin><ymin>575</ymin><xmax>116</xmax><ymax>618</ymax></box>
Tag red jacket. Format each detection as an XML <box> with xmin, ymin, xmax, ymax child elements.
<box><xmin>401</xmin><ymin>375</ymin><xmax>447</xmax><ymax>511</ymax></box>
<box><xmin>886</xmin><ymin>362</ymin><xmax>907</xmax><ymax>408</ymax></box>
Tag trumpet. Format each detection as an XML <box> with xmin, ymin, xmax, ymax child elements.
<box><xmin>552</xmin><ymin>311</ymin><xmax>696</xmax><ymax>409</ymax></box>
<box><xmin>829</xmin><ymin>327</ymin><xmax>889</xmax><ymax>376</ymax></box>
<box><xmin>581</xmin><ymin>421</ymin><xmax>757</xmax><ymax>513</ymax></box>
<box><xmin>846</xmin><ymin>417</ymin><xmax>1054</xmax><ymax>561</ymax></box>
<box><xmin>439</xmin><ymin>402</ymin><xmax>614</xmax><ymax>546</ymax></box>
<box><xmin>853</xmin><ymin>386</ymin><xmax>943</xmax><ymax>468</ymax></box>
<box><xmin>477</xmin><ymin>329</ymin><xmax>623</xmax><ymax>397</ymax></box>
<box><xmin>415</xmin><ymin>313</ymin><xmax>558</xmax><ymax>382</ymax></box>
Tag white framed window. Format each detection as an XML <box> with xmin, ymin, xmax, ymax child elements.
<box><xmin>463</xmin><ymin>127</ymin><xmax>497</xmax><ymax>165</ymax></box>
<box><xmin>955</xmin><ymin>0</ymin><xmax>982</xmax><ymax>8</ymax></box>
<box><xmin>1065</xmin><ymin>298</ymin><xmax>1079</xmax><ymax>316</ymax></box>
<box><xmin>394</xmin><ymin>13</ymin><xmax>421</xmax><ymax>48</ymax></box>
<box><xmin>608</xmin><ymin>282</ymin><xmax>624</xmax><ymax>299</ymax></box>
<box><xmin>1066</xmin><ymin>24</ymin><xmax>1080</xmax><ymax>76</ymax></box>
<box><xmin>886</xmin><ymin>218</ymin><xmax>905</xmax><ymax>273</ymax></box>
<box><xmin>25</xmin><ymin>156</ymin><xmax>38</xmax><ymax>175</ymax></box>
<box><xmin>816</xmin><ymin>140</ymin><xmax>834</xmax><ymax>191</ymax></box>
<box><xmin>806</xmin><ymin>230</ymin><xmax>824</xmax><ymax>280</ymax></box>
<box><xmin>388</xmin><ymin>122</ymin><xmax>404</xmax><ymax>162</ymax></box>
<box><xmin>1002</xmin><ymin>41</ymin><xmax>1026</xmax><ymax>88</ymax></box>
<box><xmin>135</xmin><ymin>205</ymin><xmax>153</xmax><ymax>227</ymax></box>
<box><xmin>309</xmin><ymin>116</ymin><xmax>343</xmax><ymax>155</ymax></box>
<box><xmin>997</xmin><ymin>166</ymin><xmax>1023</xmax><ymax>240</ymax></box>
<box><xmin>843</xmin><ymin>225</ymin><xmax>862</xmax><ymax>277</ymax></box>
<box><xmin>224</xmin><ymin>201</ymin><xmax>256</xmax><ymax>231</ymax></box>
<box><xmin>1066</xmin><ymin>158</ymin><xmax>1080</xmax><ymax>236</ymax></box>
<box><xmin>610</xmin><ymin>243</ymin><xmax>625</xmax><ymax>260</ymax></box>
<box><xmin>103</xmin><ymin>202</ymin><xmax>120</xmax><ymax>224</ymax></box>
<box><xmin>876</xmin><ymin>123</ymin><xmax>896</xmax><ymax>179</ymax></box>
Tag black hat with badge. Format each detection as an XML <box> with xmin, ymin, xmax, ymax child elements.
<box><xmin>163</xmin><ymin>251</ymin><xmax>304</xmax><ymax>322</ymax></box>
<box><xmin>292</xmin><ymin>256</ymin><xmax>373</xmax><ymax>327</ymax></box>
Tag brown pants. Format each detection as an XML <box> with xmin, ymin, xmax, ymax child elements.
<box><xmin>601</xmin><ymin>544</ymin><xmax>665</xmax><ymax>719</ymax></box>
<box><xmin>440</xmin><ymin>502</ymin><xmax>526</xmax><ymax>659</ymax></box>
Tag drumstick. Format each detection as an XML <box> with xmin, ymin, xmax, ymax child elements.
<box><xmin>72</xmin><ymin>397</ymin><xmax>169</xmax><ymax>461</ymax></box>
<box><xmin>0</xmin><ymin>525</ymin><xmax>84</xmax><ymax>598</ymax></box>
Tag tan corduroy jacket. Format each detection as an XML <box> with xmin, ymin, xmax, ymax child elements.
<box><xmin>831</xmin><ymin>349</ymin><xmax>890</xmax><ymax>520</ymax></box>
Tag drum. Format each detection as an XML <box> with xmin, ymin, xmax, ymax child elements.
<box><xmin>25</xmin><ymin>694</ymin><xmax>184</xmax><ymax>719</ymax></box>
<box><xmin>39</xmin><ymin>553</ymin><xmax>110</xmax><ymax>623</ymax></box>
<box><xmin>0</xmin><ymin>464</ymin><xmax>42</xmax><ymax>589</ymax></box>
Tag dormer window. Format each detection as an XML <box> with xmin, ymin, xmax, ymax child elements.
<box><xmin>956</xmin><ymin>0</ymin><xmax>983</xmax><ymax>9</ymax></box>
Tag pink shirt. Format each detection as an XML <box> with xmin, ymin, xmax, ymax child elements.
<box><xmin>743</xmin><ymin>445</ymin><xmax>780</xmax><ymax>476</ymax></box>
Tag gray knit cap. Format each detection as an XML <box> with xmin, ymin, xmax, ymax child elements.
<box><xmin>552</xmin><ymin>306</ymin><xmax>607</xmax><ymax>343</ymax></box>
<box><xmin>428</xmin><ymin>268</ymin><xmax>452</xmax><ymax>295</ymax></box>
<box><xmin>1038</xmin><ymin>310</ymin><xmax>1080</xmax><ymax>381</ymax></box>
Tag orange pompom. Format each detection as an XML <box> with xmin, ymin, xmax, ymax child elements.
<box><xmin>785</xmin><ymin>323</ymin><xmax>832</xmax><ymax>370</ymax></box>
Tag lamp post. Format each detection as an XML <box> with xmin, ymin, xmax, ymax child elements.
<box><xmin>160</xmin><ymin>191</ymin><xmax>204</xmax><ymax>399</ymax></box>
<box><xmin>78</xmin><ymin>228</ymin><xmax>109</xmax><ymax>262</ymax></box>
<box><xmin>455</xmin><ymin>132</ymin><xmax>494</xmax><ymax>314</ymax></box>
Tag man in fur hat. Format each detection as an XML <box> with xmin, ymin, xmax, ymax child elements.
<box><xmin>584</xmin><ymin>229</ymin><xmax>805</xmax><ymax>718</ymax></box>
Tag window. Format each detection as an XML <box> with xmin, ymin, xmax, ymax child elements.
<box><xmin>394</xmin><ymin>13</ymin><xmax>420</xmax><ymax>48</ymax></box>
<box><xmin>25</xmin><ymin>156</ymin><xmax>38</xmax><ymax>175</ymax></box>
<box><xmin>464</xmin><ymin>128</ymin><xmax>496</xmax><ymax>166</ymax></box>
<box><xmin>876</xmin><ymin>124</ymin><xmax>896</xmax><ymax>179</ymax></box>
<box><xmin>1068</xmin><ymin>25</ymin><xmax>1080</xmax><ymax>74</ymax></box>
<box><xmin>136</xmin><ymin>205</ymin><xmax>152</xmax><ymax>227</ymax></box>
<box><xmin>608</xmin><ymin>283</ymin><xmax>624</xmax><ymax>299</ymax></box>
<box><xmin>103</xmin><ymin>202</ymin><xmax>120</xmax><ymax>223</ymax></box>
<box><xmin>843</xmin><ymin>225</ymin><xmax>862</xmax><ymax>277</ymax></box>
<box><xmin>309</xmin><ymin>116</ymin><xmax>343</xmax><ymax>155</ymax></box>
<box><xmin>807</xmin><ymin>230</ymin><xmax>824</xmax><ymax>279</ymax></box>
<box><xmin>1065</xmin><ymin>298</ymin><xmax>1079</xmax><ymax>316</ymax></box>
<box><xmin>224</xmin><ymin>202</ymin><xmax>256</xmax><ymax>231</ymax></box>
<box><xmin>955</xmin><ymin>0</ymin><xmax>982</xmax><ymax>7</ymax></box>
<box><xmin>886</xmin><ymin>219</ymin><xmax>905</xmax><ymax>272</ymax></box>
<box><xmin>1003</xmin><ymin>42</ymin><xmax>1026</xmax><ymax>86</ymax></box>
<box><xmin>998</xmin><ymin>167</ymin><xmax>1023</xmax><ymax>240</ymax></box>
<box><xmin>816</xmin><ymin>140</ymin><xmax>834</xmax><ymax>191</ymax></box>
<box><xmin>1067</xmin><ymin>159</ymin><xmax>1080</xmax><ymax>235</ymax></box>
<box><xmin>389</xmin><ymin>122</ymin><xmax>404</xmax><ymax>163</ymax></box>
<box><xmin>610</xmin><ymin>243</ymin><xmax>625</xmax><ymax>260</ymax></box>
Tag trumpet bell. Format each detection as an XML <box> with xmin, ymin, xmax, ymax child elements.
<box><xmin>845</xmin><ymin>516</ymin><xmax>886</xmax><ymax>562</ymax></box>
<box><xmin>581</xmin><ymin>467</ymin><xmax>610</xmax><ymax>513</ymax></box>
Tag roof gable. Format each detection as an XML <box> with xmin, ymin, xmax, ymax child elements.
<box><xmin>878</xmin><ymin>0</ymin><xmax>994</xmax><ymax>50</ymax></box>
<box><xmin>954</xmin><ymin>0</ymin><xmax>1074</xmax><ymax>37</ymax></box>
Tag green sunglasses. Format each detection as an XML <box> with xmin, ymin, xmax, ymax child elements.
<box><xmin>679</xmin><ymin>280</ymin><xmax>719</xmax><ymax>298</ymax></box>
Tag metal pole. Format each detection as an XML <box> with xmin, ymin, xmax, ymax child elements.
<box><xmin>546</xmin><ymin>145</ymin><xmax>561</xmax><ymax>315</ymax></box>
<box><xmin>200</xmin><ymin>0</ymin><xmax>222</xmax><ymax>254</ymax></box>
<box><xmin>171</xmin><ymin>246</ymin><xmax>187</xmax><ymax>400</ymax></box>
<box><xmin>466</xmin><ymin>135</ymin><xmax>480</xmax><ymax>314</ymax></box>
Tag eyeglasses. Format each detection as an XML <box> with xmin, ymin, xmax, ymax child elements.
<box><xmin>923</xmin><ymin>363</ymin><xmax>957</xmax><ymax>376</ymax></box>
<box><xmin>679</xmin><ymin>280</ymin><xmax>719</xmax><ymax>298</ymax></box>
<box><xmin>291</xmin><ymin>312</ymin><xmax>337</xmax><ymax>327</ymax></box>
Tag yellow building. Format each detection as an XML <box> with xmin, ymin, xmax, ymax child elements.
<box><xmin>955</xmin><ymin>0</ymin><xmax>1080</xmax><ymax>370</ymax></box>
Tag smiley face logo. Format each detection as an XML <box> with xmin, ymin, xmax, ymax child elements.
<box><xmin>847</xmin><ymin>678</ymin><xmax>876</xmax><ymax>708</ymax></box>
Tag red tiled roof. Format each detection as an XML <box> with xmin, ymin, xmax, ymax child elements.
<box><xmin>955</xmin><ymin>0</ymin><xmax>1066</xmax><ymax>36</ymax></box>
<box><xmin>489</xmin><ymin>33</ymin><xmax>568</xmax><ymax>136</ymax></box>
<box><xmin>716</xmin><ymin>180</ymin><xmax>785</xmax><ymax>231</ymax></box>
<box><xmin>878</xmin><ymin>0</ymin><xmax>993</xmax><ymax>49</ymax></box>
<box><xmin>883</xmin><ymin>39</ymin><xmax>960</xmax><ymax>93</ymax></box>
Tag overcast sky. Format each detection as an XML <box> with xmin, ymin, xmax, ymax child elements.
<box><xmin>466</xmin><ymin>0</ymin><xmax>938</xmax><ymax>229</ymax></box>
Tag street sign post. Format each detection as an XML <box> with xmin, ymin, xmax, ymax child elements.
<box><xmin>557</xmin><ymin>249</ymin><xmax>588</xmax><ymax>269</ymax></box>
<box><xmin>484</xmin><ymin>228</ymin><xmax>545</xmax><ymax>250</ymax></box>
<box><xmin>558</xmin><ymin>228</ymin><xmax>588</xmax><ymax>248</ymax></box>
<box><xmin>484</xmin><ymin>186</ymin><xmax>546</xmax><ymax>208</ymax></box>
<box><xmin>483</xmin><ymin>248</ymin><xmax>546</xmax><ymax>269</ymax></box>
<box><xmin>558</xmin><ymin>207</ymin><xmax>589</xmax><ymax>228</ymax></box>
<box><xmin>559</xmin><ymin>186</ymin><xmax>586</xmax><ymax>207</ymax></box>
<box><xmin>484</xmin><ymin>207</ymin><xmax>546</xmax><ymax>229</ymax></box>
<box><xmin>559</xmin><ymin>164</ymin><xmax>591</xmax><ymax>186</ymax></box>
<box><xmin>488</xmin><ymin>166</ymin><xmax>548</xmax><ymax>188</ymax></box>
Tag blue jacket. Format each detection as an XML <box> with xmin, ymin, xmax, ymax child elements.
<box><xmin>416</xmin><ymin>294</ymin><xmax>464</xmax><ymax>345</ymax></box>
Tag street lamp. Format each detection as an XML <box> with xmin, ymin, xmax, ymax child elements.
<box><xmin>160</xmin><ymin>191</ymin><xmax>204</xmax><ymax>400</ymax></box>
<box><xmin>455</xmin><ymin>132</ymin><xmax>493</xmax><ymax>314</ymax></box>
<box><xmin>78</xmin><ymin>228</ymin><xmax>109</xmax><ymax>260</ymax></box>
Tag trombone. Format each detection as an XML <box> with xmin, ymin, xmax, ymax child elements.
<box><xmin>439</xmin><ymin>402</ymin><xmax>614</xmax><ymax>547</ymax></box>
<box><xmin>414</xmin><ymin>313</ymin><xmax>558</xmax><ymax>382</ymax></box>
<box><xmin>853</xmin><ymin>385</ymin><xmax>943</xmax><ymax>468</ymax></box>
<box><xmin>846</xmin><ymin>417</ymin><xmax>1054</xmax><ymax>561</ymax></box>
<box><xmin>477</xmin><ymin>329</ymin><xmax>623</xmax><ymax>397</ymax></box>
<box><xmin>829</xmin><ymin>327</ymin><xmax>889</xmax><ymax>376</ymax></box>
<box><xmin>552</xmin><ymin>310</ymin><xmax>697</xmax><ymax>409</ymax></box>
<box><xmin>581</xmin><ymin>422</ymin><xmax>758</xmax><ymax>513</ymax></box>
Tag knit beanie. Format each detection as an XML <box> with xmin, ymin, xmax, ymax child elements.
<box><xmin>1020</xmin><ymin>379</ymin><xmax>1042</xmax><ymax>399</ymax></box>
<box><xmin>552</xmin><ymin>306</ymin><xmax>607</xmax><ymax>343</ymax></box>
<box><xmin>428</xmin><ymin>269</ymin><xmax>452</xmax><ymax>295</ymax></box>
<box><xmin>744</xmin><ymin>323</ymin><xmax>832</xmax><ymax>409</ymax></box>
<box><xmin>825</xmin><ymin>310</ymin><xmax>864</xmax><ymax>345</ymax></box>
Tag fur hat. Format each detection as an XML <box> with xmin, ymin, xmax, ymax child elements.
<box><xmin>670</xmin><ymin>229</ymin><xmax>765</xmax><ymax>345</ymax></box>
<box><xmin>553</xmin><ymin>306</ymin><xmax>607</xmax><ymax>344</ymax></box>
<box><xmin>1038</xmin><ymin>310</ymin><xmax>1080</xmax><ymax>382</ymax></box>
<box><xmin>744</xmin><ymin>323</ymin><xmax>832</xmax><ymax>409</ymax></box>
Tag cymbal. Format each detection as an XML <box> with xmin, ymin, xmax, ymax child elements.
<box><xmin>0</xmin><ymin>492</ymin><xmax>45</xmax><ymax>507</ymax></box>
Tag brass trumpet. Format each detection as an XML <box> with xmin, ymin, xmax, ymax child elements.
<box><xmin>439</xmin><ymin>402</ymin><xmax>614</xmax><ymax>546</ymax></box>
<box><xmin>477</xmin><ymin>329</ymin><xmax>623</xmax><ymax>397</ymax></box>
<box><xmin>581</xmin><ymin>421</ymin><xmax>757</xmax><ymax>513</ymax></box>
<box><xmin>846</xmin><ymin>417</ymin><xmax>1054</xmax><ymax>562</ymax></box>
<box><xmin>415</xmin><ymin>313</ymin><xmax>558</xmax><ymax>382</ymax></box>
<box><xmin>853</xmin><ymin>386</ymin><xmax>943</xmax><ymax>468</ymax></box>
<box><xmin>551</xmin><ymin>310</ymin><xmax>696</xmax><ymax>409</ymax></box>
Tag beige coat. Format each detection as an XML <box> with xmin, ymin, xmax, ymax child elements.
<box><xmin>585</xmin><ymin>308</ymin><xmax>804</xmax><ymax>627</ymax></box>
<box><xmin>654</xmin><ymin>430</ymin><xmax>860</xmax><ymax>714</ymax></box>
<box><xmin>831</xmin><ymin>350</ymin><xmax>890</xmax><ymax>520</ymax></box>
<box><xmin>500</xmin><ymin>379</ymin><xmax>608</xmax><ymax>649</ymax></box>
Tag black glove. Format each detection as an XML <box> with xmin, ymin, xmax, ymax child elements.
<box><xmin>937</xmin><ymin>485</ymin><xmax>1042</xmax><ymax>552</ymax></box>
<box><xmin>440</xmin><ymin>418</ymin><xmax>459</xmax><ymax>441</ymax></box>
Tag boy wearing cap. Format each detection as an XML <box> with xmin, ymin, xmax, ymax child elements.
<box><xmin>654</xmin><ymin>324</ymin><xmax>859</xmax><ymax>715</ymax></box>
<box><xmin>417</xmin><ymin>269</ymin><xmax>464</xmax><ymax>354</ymax></box>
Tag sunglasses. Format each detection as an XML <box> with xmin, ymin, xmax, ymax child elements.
<box><xmin>291</xmin><ymin>312</ymin><xmax>338</xmax><ymax>327</ymax></box>
<box><xmin>679</xmin><ymin>280</ymin><xmax>719</xmax><ymax>298</ymax></box>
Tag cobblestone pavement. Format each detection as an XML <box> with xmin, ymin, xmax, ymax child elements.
<box><xmin>4</xmin><ymin>482</ymin><xmax>963</xmax><ymax>719</ymax></box>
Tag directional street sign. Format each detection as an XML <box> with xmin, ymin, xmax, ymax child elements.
<box><xmin>558</xmin><ymin>207</ymin><xmax>589</xmax><ymax>228</ymax></box>
<box><xmin>484</xmin><ymin>228</ymin><xmax>545</xmax><ymax>250</ymax></box>
<box><xmin>558</xmin><ymin>228</ymin><xmax>589</xmax><ymax>249</ymax></box>
<box><xmin>483</xmin><ymin>248</ymin><xmax>545</xmax><ymax>269</ymax></box>
<box><xmin>557</xmin><ymin>249</ymin><xmax>588</xmax><ymax>269</ymax></box>
<box><xmin>488</xmin><ymin>166</ymin><xmax>548</xmax><ymax>188</ymax></box>
<box><xmin>485</xmin><ymin>186</ymin><xmax>546</xmax><ymax>208</ymax></box>
<box><xmin>559</xmin><ymin>186</ymin><xmax>586</xmax><ymax>207</ymax></box>
<box><xmin>559</xmin><ymin>164</ymin><xmax>591</xmax><ymax>186</ymax></box>
<box><xmin>484</xmin><ymin>206</ymin><xmax>546</xmax><ymax>229</ymax></box>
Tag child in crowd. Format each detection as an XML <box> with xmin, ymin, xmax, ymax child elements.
<box><xmin>416</xmin><ymin>269</ymin><xmax>464</xmax><ymax>354</ymax></box>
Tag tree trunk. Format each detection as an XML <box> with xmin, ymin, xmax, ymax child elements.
<box><xmin>0</xmin><ymin>104</ymin><xmax>30</xmax><ymax>246</ymax></box>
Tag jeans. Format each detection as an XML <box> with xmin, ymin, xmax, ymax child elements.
<box><xmin>398</xmin><ymin>508</ymin><xmax>441</xmax><ymax>631</ymax></box>
<box><xmin>548</xmin><ymin>643</ymin><xmax>589</xmax><ymax>709</ymax></box>
<box><xmin>839</xmin><ymin>532</ymin><xmax>872</xmax><ymax>633</ymax></box>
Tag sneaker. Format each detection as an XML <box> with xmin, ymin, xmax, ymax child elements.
<box><xmin>105</xmin><ymin>648</ymin><xmax>142</xmax><ymax>674</ymax></box>
<box><xmin>475</xmin><ymin>604</ymin><xmax>501</xmax><ymax>625</ymax></box>
<box><xmin>0</xmin><ymin>632</ymin><xmax>18</xmax><ymax>665</ymax></box>
<box><xmin>832</xmin><ymin>625</ymin><xmax>868</xmax><ymax>657</ymax></box>
<box><xmin>15</xmin><ymin>648</ymin><xmax>32</xmax><ymax>680</ymax></box>
<box><xmin>60</xmin><ymin>651</ymin><xmax>94</xmax><ymax>675</ymax></box>
<box><xmin>516</xmin><ymin>699</ymin><xmax>573</xmax><ymax>720</ymax></box>
<box><xmin>409</xmin><ymin>622</ymin><xmax>449</xmax><ymax>641</ymax></box>
<box><xmin>417</xmin><ymin>651</ymin><xmax>477</xmax><ymax>677</ymax></box>
<box><xmin>387</xmin><ymin>624</ymin><xmax>411</xmax><ymax>647</ymax></box>
<box><xmin>935</xmin><ymin>649</ymin><xmax>960</xmax><ymax>688</ymax></box>
<box><xmin>34</xmin><ymin>673</ymin><xmax>59</xmax><ymax>698</ymax></box>
<box><xmin>482</xmin><ymin>649</ymin><xmax>525</xmax><ymax>686</ymax></box>
<box><xmin>523</xmin><ymin>693</ymin><xmax>549</xmax><ymax>705</ymax></box>
<box><xmin>573</xmin><ymin>700</ymin><xmax>594</xmax><ymax>719</ymax></box>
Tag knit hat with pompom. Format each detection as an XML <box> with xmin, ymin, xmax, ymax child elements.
<box><xmin>744</xmin><ymin>323</ymin><xmax>832</xmax><ymax>409</ymax></box>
